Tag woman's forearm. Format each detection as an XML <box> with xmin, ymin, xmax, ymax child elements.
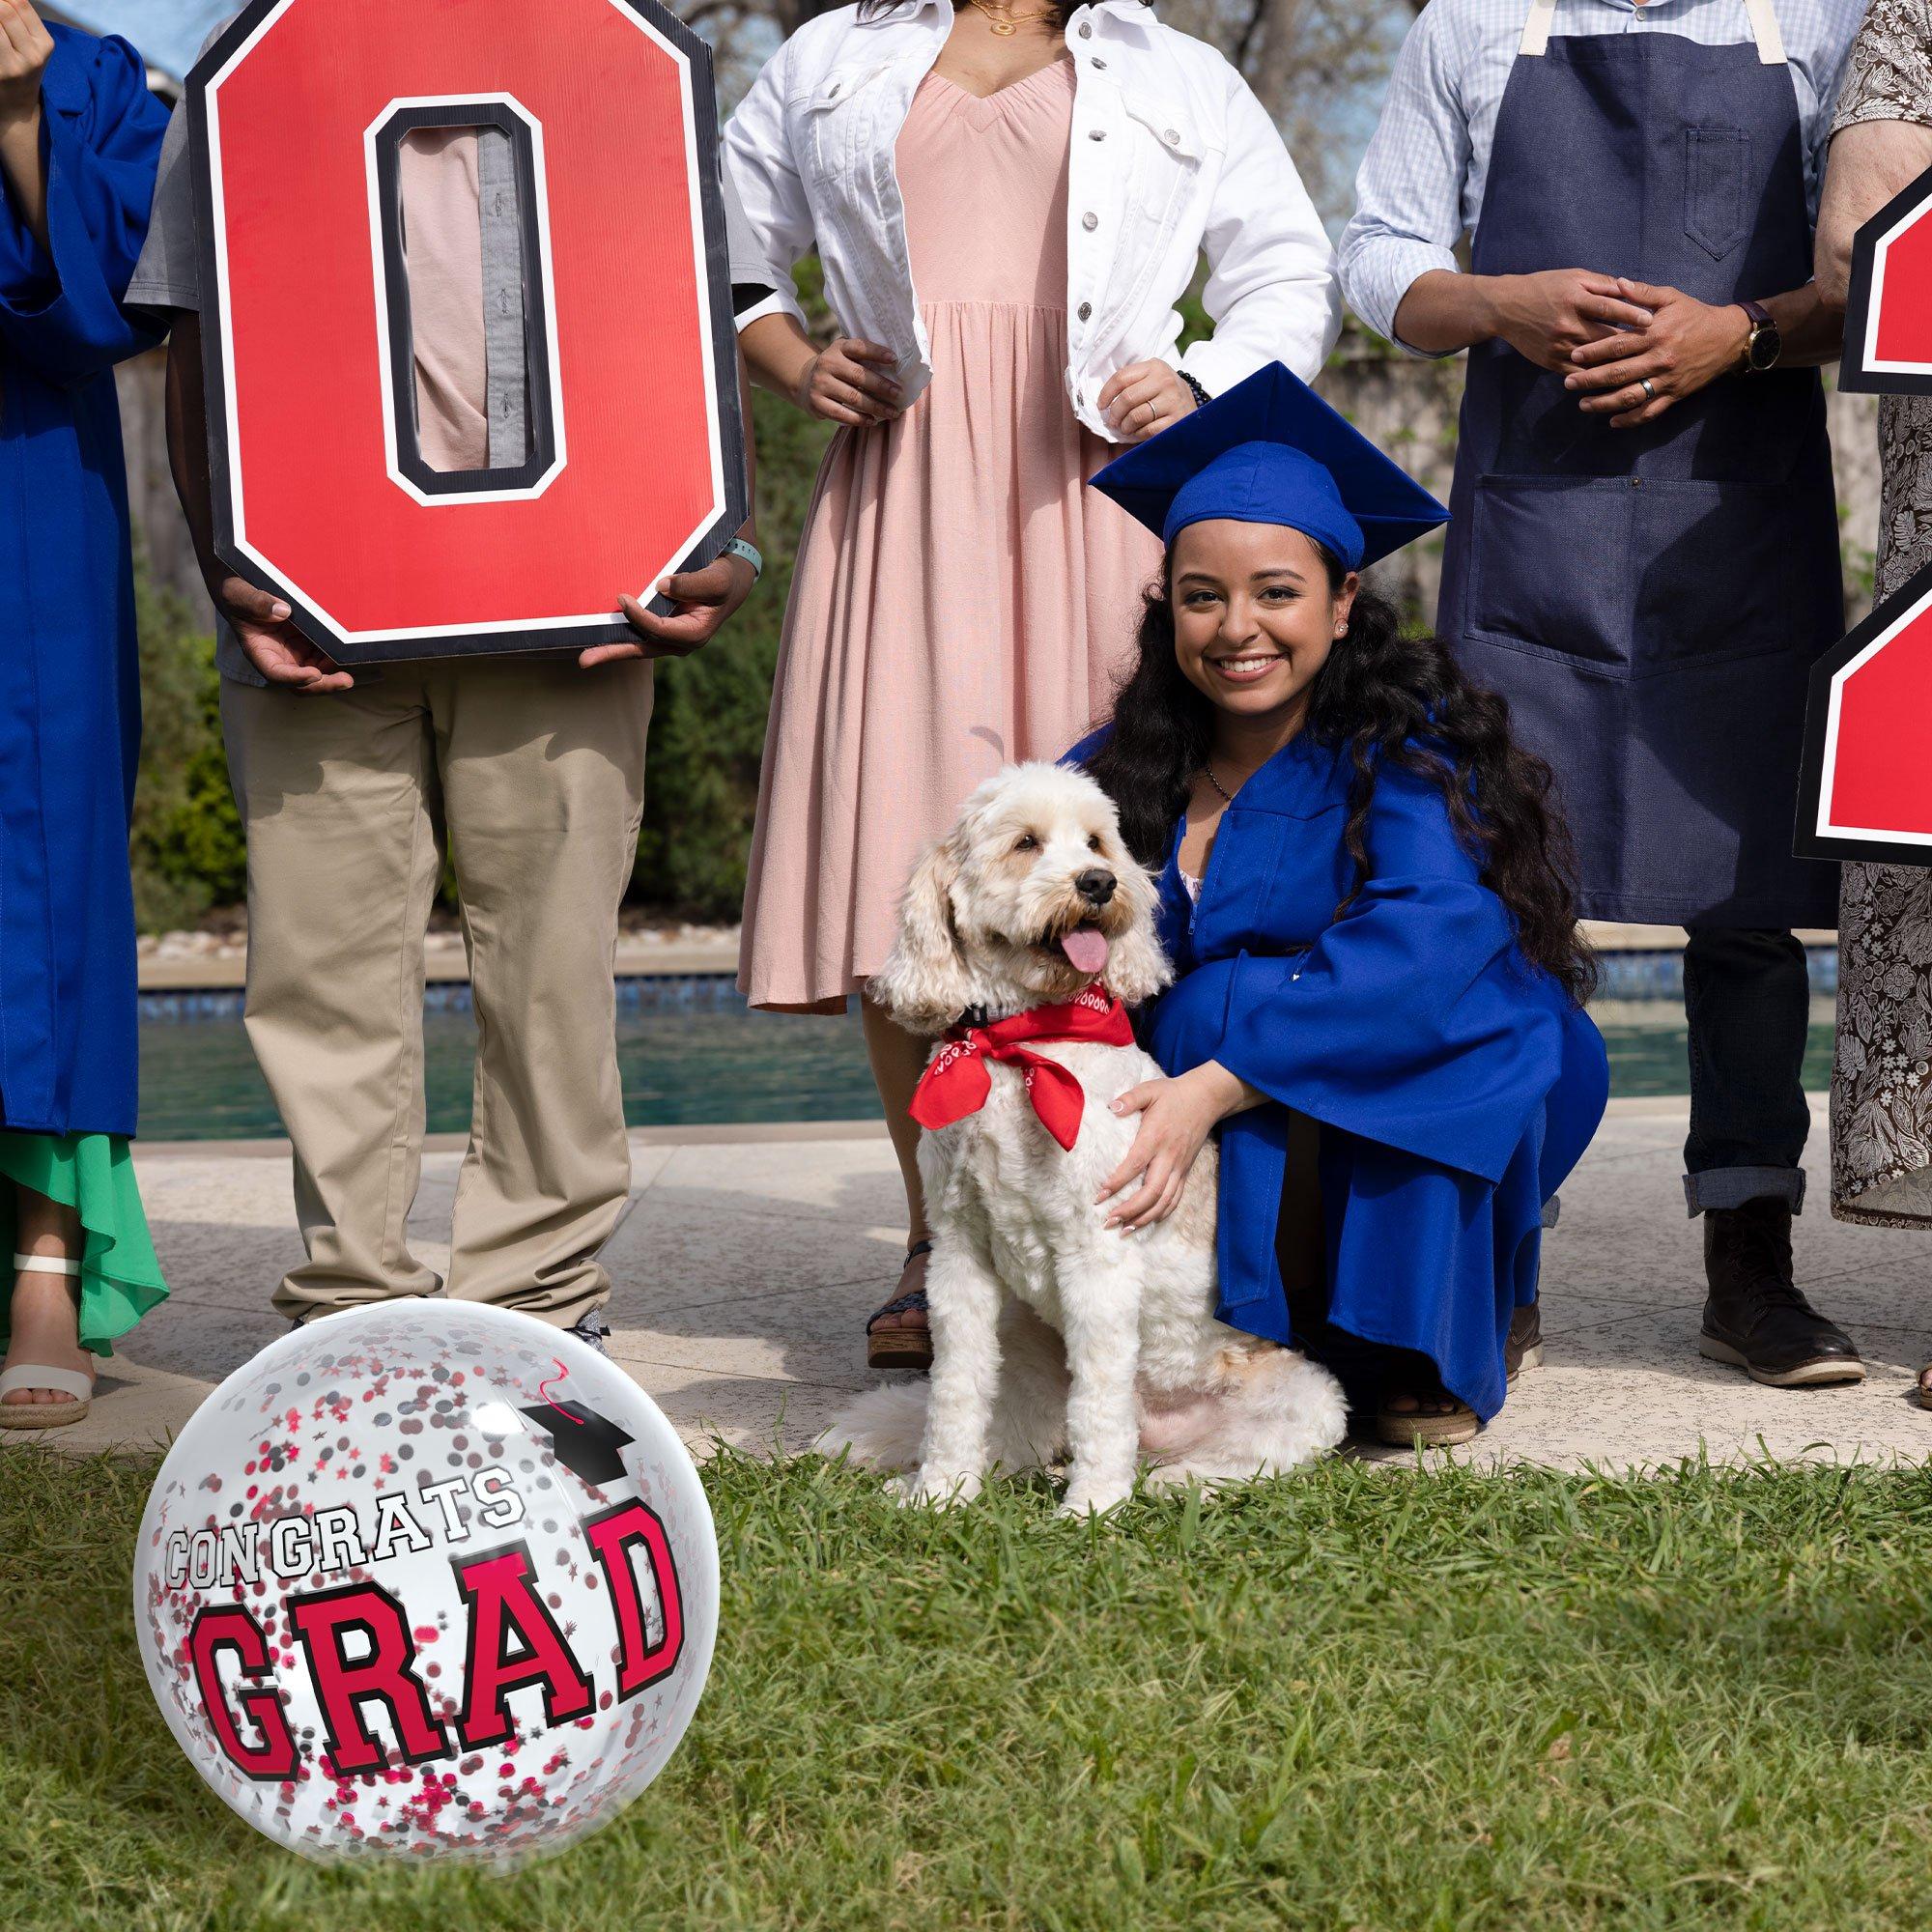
<box><xmin>1193</xmin><ymin>1060</ymin><xmax>1267</xmax><ymax>1121</ymax></box>
<box><xmin>0</xmin><ymin>98</ymin><xmax>45</xmax><ymax>252</ymax></box>
<box><xmin>739</xmin><ymin>312</ymin><xmax>817</xmax><ymax>407</ymax></box>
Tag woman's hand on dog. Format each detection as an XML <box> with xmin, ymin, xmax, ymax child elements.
<box><xmin>1098</xmin><ymin>1062</ymin><xmax>1258</xmax><ymax>1232</ymax></box>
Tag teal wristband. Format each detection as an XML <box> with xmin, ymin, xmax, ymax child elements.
<box><xmin>723</xmin><ymin>536</ymin><xmax>763</xmax><ymax>581</ymax></box>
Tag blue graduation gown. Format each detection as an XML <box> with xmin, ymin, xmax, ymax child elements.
<box><xmin>0</xmin><ymin>27</ymin><xmax>167</xmax><ymax>1137</ymax></box>
<box><xmin>1069</xmin><ymin>729</ymin><xmax>1609</xmax><ymax>1422</ymax></box>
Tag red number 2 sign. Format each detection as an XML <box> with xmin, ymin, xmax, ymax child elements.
<box><xmin>188</xmin><ymin>0</ymin><xmax>747</xmax><ymax>664</ymax></box>
<box><xmin>1799</xmin><ymin>165</ymin><xmax>1932</xmax><ymax>866</ymax></box>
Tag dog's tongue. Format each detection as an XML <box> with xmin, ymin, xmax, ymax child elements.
<box><xmin>1059</xmin><ymin>926</ymin><xmax>1111</xmax><ymax>976</ymax></box>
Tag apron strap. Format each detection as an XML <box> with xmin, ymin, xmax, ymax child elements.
<box><xmin>1742</xmin><ymin>0</ymin><xmax>1787</xmax><ymax>67</ymax></box>
<box><xmin>1520</xmin><ymin>0</ymin><xmax>1784</xmax><ymax>66</ymax></box>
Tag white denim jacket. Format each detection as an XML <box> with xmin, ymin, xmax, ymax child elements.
<box><xmin>723</xmin><ymin>0</ymin><xmax>1339</xmax><ymax>438</ymax></box>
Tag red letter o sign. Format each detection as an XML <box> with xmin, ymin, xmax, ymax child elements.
<box><xmin>188</xmin><ymin>0</ymin><xmax>746</xmax><ymax>663</ymax></box>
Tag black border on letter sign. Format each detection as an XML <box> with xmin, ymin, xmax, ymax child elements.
<box><xmin>1839</xmin><ymin>162</ymin><xmax>1932</xmax><ymax>397</ymax></box>
<box><xmin>1796</xmin><ymin>552</ymin><xmax>1932</xmax><ymax>869</ymax></box>
<box><xmin>185</xmin><ymin>0</ymin><xmax>749</xmax><ymax>664</ymax></box>
<box><xmin>371</xmin><ymin>101</ymin><xmax>558</xmax><ymax>497</ymax></box>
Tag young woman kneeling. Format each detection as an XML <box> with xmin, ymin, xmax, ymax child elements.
<box><xmin>1070</xmin><ymin>365</ymin><xmax>1609</xmax><ymax>1446</ymax></box>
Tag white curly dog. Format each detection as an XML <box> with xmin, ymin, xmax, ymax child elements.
<box><xmin>822</xmin><ymin>761</ymin><xmax>1348</xmax><ymax>1515</ymax></box>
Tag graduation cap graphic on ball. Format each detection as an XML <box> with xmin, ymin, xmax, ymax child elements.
<box><xmin>1090</xmin><ymin>361</ymin><xmax>1448</xmax><ymax>570</ymax></box>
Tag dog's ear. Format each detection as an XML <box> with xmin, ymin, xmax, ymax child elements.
<box><xmin>867</xmin><ymin>834</ymin><xmax>976</xmax><ymax>1036</ymax></box>
<box><xmin>1104</xmin><ymin>864</ymin><xmax>1175</xmax><ymax>1009</ymax></box>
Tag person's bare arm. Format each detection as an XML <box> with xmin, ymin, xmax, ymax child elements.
<box><xmin>165</xmin><ymin>311</ymin><xmax>354</xmax><ymax>692</ymax></box>
<box><xmin>1560</xmin><ymin>271</ymin><xmax>1841</xmax><ymax>428</ymax></box>
<box><xmin>0</xmin><ymin>0</ymin><xmax>52</xmax><ymax>252</ymax></box>
<box><xmin>738</xmin><ymin>310</ymin><xmax>903</xmax><ymax>427</ymax></box>
<box><xmin>1391</xmin><ymin>267</ymin><xmax>1654</xmax><ymax>364</ymax></box>
<box><xmin>1817</xmin><ymin>118</ymin><xmax>1932</xmax><ymax>312</ymax></box>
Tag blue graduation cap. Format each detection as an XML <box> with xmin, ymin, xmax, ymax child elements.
<box><xmin>1090</xmin><ymin>362</ymin><xmax>1449</xmax><ymax>571</ymax></box>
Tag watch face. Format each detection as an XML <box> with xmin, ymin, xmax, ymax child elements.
<box><xmin>1749</xmin><ymin>323</ymin><xmax>1781</xmax><ymax>372</ymax></box>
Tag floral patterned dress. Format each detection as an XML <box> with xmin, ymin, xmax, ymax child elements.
<box><xmin>1831</xmin><ymin>0</ymin><xmax>1932</xmax><ymax>1227</ymax></box>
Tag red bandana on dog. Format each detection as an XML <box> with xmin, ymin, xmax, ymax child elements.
<box><xmin>909</xmin><ymin>985</ymin><xmax>1134</xmax><ymax>1151</ymax></box>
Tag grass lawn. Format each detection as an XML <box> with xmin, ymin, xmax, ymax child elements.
<box><xmin>7</xmin><ymin>1446</ymin><xmax>1932</xmax><ymax>1931</ymax></box>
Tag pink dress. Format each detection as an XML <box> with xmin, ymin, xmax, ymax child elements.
<box><xmin>738</xmin><ymin>58</ymin><xmax>1163</xmax><ymax>1010</ymax></box>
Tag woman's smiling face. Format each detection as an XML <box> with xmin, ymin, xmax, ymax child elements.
<box><xmin>1169</xmin><ymin>520</ymin><xmax>1358</xmax><ymax>728</ymax></box>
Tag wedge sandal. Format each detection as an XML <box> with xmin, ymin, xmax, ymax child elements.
<box><xmin>866</xmin><ymin>1242</ymin><xmax>934</xmax><ymax>1374</ymax></box>
<box><xmin>0</xmin><ymin>1253</ymin><xmax>95</xmax><ymax>1430</ymax></box>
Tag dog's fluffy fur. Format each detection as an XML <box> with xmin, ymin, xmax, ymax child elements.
<box><xmin>823</xmin><ymin>762</ymin><xmax>1348</xmax><ymax>1514</ymax></box>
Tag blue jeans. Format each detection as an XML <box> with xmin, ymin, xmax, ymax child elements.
<box><xmin>1681</xmin><ymin>928</ymin><xmax>1811</xmax><ymax>1217</ymax></box>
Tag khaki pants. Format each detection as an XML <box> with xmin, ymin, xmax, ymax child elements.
<box><xmin>221</xmin><ymin>657</ymin><xmax>653</xmax><ymax>1329</ymax></box>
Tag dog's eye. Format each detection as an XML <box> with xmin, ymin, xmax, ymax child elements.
<box><xmin>1014</xmin><ymin>834</ymin><xmax>1040</xmax><ymax>853</ymax></box>
<box><xmin>1087</xmin><ymin>835</ymin><xmax>1102</xmax><ymax>852</ymax></box>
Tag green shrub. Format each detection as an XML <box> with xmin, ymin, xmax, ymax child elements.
<box><xmin>128</xmin><ymin>560</ymin><xmax>244</xmax><ymax>932</ymax></box>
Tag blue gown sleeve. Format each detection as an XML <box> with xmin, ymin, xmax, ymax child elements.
<box><xmin>1061</xmin><ymin>724</ymin><xmax>1112</xmax><ymax>768</ymax></box>
<box><xmin>1150</xmin><ymin>760</ymin><xmax>1570</xmax><ymax>1185</ymax></box>
<box><xmin>0</xmin><ymin>30</ymin><xmax>167</xmax><ymax>385</ymax></box>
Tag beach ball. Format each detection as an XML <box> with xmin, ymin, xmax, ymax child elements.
<box><xmin>133</xmin><ymin>1300</ymin><xmax>718</xmax><ymax>1865</ymax></box>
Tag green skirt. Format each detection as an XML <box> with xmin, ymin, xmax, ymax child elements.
<box><xmin>0</xmin><ymin>1131</ymin><xmax>169</xmax><ymax>1357</ymax></box>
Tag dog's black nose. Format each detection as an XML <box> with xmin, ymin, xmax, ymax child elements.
<box><xmin>1074</xmin><ymin>868</ymin><xmax>1117</xmax><ymax>906</ymax></box>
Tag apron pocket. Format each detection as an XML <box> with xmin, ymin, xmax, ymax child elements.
<box><xmin>1685</xmin><ymin>128</ymin><xmax>1750</xmax><ymax>261</ymax></box>
<box><xmin>1629</xmin><ymin>477</ymin><xmax>1808</xmax><ymax>675</ymax></box>
<box><xmin>1467</xmin><ymin>474</ymin><xmax>1638</xmax><ymax>677</ymax></box>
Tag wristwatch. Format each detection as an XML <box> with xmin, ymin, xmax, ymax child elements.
<box><xmin>1737</xmin><ymin>299</ymin><xmax>1781</xmax><ymax>374</ymax></box>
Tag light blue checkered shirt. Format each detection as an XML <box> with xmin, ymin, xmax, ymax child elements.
<box><xmin>1337</xmin><ymin>0</ymin><xmax>1865</xmax><ymax>349</ymax></box>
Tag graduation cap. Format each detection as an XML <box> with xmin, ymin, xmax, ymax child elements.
<box><xmin>1090</xmin><ymin>361</ymin><xmax>1449</xmax><ymax>571</ymax></box>
<box><xmin>519</xmin><ymin>1400</ymin><xmax>636</xmax><ymax>1489</ymax></box>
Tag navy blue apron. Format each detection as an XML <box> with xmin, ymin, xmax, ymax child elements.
<box><xmin>1435</xmin><ymin>0</ymin><xmax>1842</xmax><ymax>928</ymax></box>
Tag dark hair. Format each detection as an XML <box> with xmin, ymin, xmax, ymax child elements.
<box><xmin>1085</xmin><ymin>548</ymin><xmax>1597</xmax><ymax>1004</ymax></box>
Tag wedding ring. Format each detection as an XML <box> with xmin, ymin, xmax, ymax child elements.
<box><xmin>1639</xmin><ymin>377</ymin><xmax>1656</xmax><ymax>402</ymax></box>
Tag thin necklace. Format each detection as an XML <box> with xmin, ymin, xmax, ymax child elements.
<box><xmin>964</xmin><ymin>0</ymin><xmax>1058</xmax><ymax>33</ymax></box>
<box><xmin>1202</xmin><ymin>765</ymin><xmax>1238</xmax><ymax>806</ymax></box>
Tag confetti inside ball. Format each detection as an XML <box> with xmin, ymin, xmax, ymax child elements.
<box><xmin>133</xmin><ymin>1300</ymin><xmax>718</xmax><ymax>1866</ymax></box>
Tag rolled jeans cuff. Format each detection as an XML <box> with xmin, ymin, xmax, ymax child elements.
<box><xmin>1682</xmin><ymin>1166</ymin><xmax>1807</xmax><ymax>1218</ymax></box>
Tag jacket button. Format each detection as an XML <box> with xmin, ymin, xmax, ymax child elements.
<box><xmin>1078</xmin><ymin>20</ymin><xmax>1092</xmax><ymax>35</ymax></box>
<box><xmin>1092</xmin><ymin>57</ymin><xmax>1107</xmax><ymax>69</ymax></box>
<box><xmin>1082</xmin><ymin>212</ymin><xmax>1098</xmax><ymax>231</ymax></box>
<box><xmin>1089</xmin><ymin>128</ymin><xmax>1105</xmax><ymax>140</ymax></box>
<box><xmin>1163</xmin><ymin>128</ymin><xmax>1179</xmax><ymax>145</ymax></box>
<box><xmin>1078</xmin><ymin>301</ymin><xmax>1093</xmax><ymax>321</ymax></box>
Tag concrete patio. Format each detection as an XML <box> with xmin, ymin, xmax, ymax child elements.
<box><xmin>10</xmin><ymin>1095</ymin><xmax>1932</xmax><ymax>1473</ymax></box>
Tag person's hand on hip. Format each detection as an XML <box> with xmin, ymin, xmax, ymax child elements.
<box><xmin>591</xmin><ymin>551</ymin><xmax>756</xmax><ymax>668</ymax></box>
<box><xmin>1563</xmin><ymin>278</ymin><xmax>1752</xmax><ymax>428</ymax></box>
<box><xmin>217</xmin><ymin>578</ymin><xmax>355</xmax><ymax>693</ymax></box>
<box><xmin>796</xmin><ymin>337</ymin><xmax>904</xmax><ymax>427</ymax></box>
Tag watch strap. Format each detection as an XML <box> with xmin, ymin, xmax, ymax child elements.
<box><xmin>723</xmin><ymin>536</ymin><xmax>763</xmax><ymax>581</ymax></box>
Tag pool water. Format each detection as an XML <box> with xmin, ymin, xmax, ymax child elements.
<box><xmin>136</xmin><ymin>986</ymin><xmax>1838</xmax><ymax>1144</ymax></box>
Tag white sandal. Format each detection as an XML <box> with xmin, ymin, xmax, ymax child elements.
<box><xmin>0</xmin><ymin>1252</ymin><xmax>93</xmax><ymax>1430</ymax></box>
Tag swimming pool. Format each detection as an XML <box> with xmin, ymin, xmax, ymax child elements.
<box><xmin>136</xmin><ymin>963</ymin><xmax>1838</xmax><ymax>1144</ymax></box>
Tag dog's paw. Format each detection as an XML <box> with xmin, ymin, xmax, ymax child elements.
<box><xmin>890</xmin><ymin>1469</ymin><xmax>982</xmax><ymax>1509</ymax></box>
<box><xmin>1056</xmin><ymin>1482</ymin><xmax>1132</xmax><ymax>1520</ymax></box>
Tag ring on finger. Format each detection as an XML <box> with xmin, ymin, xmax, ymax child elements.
<box><xmin>1639</xmin><ymin>377</ymin><xmax>1656</xmax><ymax>402</ymax></box>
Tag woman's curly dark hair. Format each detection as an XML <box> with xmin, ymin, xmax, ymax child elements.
<box><xmin>1085</xmin><ymin>546</ymin><xmax>1597</xmax><ymax>1004</ymax></box>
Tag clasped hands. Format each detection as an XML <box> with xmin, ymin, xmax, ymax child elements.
<box><xmin>1492</xmin><ymin>269</ymin><xmax>1753</xmax><ymax>429</ymax></box>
